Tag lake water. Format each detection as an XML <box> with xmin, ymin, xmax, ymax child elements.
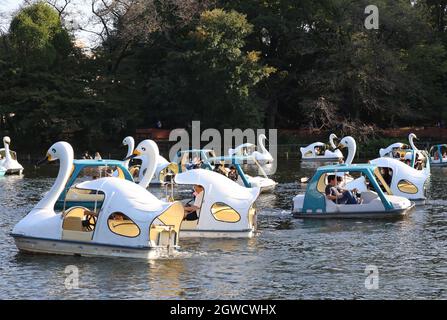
<box><xmin>0</xmin><ymin>159</ymin><xmax>446</xmax><ymax>299</ymax></box>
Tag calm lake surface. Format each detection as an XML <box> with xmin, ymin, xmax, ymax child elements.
<box><xmin>1</xmin><ymin>159</ymin><xmax>446</xmax><ymax>299</ymax></box>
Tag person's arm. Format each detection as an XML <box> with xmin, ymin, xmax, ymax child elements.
<box><xmin>325</xmin><ymin>187</ymin><xmax>338</xmax><ymax>200</ymax></box>
<box><xmin>326</xmin><ymin>194</ymin><xmax>337</xmax><ymax>201</ymax></box>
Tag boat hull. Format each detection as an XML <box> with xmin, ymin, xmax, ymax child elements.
<box><xmin>292</xmin><ymin>203</ymin><xmax>415</xmax><ymax>219</ymax></box>
<box><xmin>179</xmin><ymin>229</ymin><xmax>255</xmax><ymax>239</ymax></box>
<box><xmin>12</xmin><ymin>234</ymin><xmax>174</xmax><ymax>259</ymax></box>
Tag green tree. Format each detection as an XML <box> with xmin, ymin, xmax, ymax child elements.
<box><xmin>141</xmin><ymin>9</ymin><xmax>275</xmax><ymax>129</ymax></box>
<box><xmin>9</xmin><ymin>1</ymin><xmax>71</xmax><ymax>68</ymax></box>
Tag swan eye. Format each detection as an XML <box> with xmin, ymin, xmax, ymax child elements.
<box><xmin>142</xmin><ymin>147</ymin><xmax>146</xmax><ymax>151</ymax></box>
<box><xmin>51</xmin><ymin>148</ymin><xmax>56</xmax><ymax>153</ymax></box>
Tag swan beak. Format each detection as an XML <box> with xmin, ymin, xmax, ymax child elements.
<box><xmin>124</xmin><ymin>150</ymin><xmax>141</xmax><ymax>160</ymax></box>
<box><xmin>337</xmin><ymin>143</ymin><xmax>346</xmax><ymax>149</ymax></box>
<box><xmin>36</xmin><ymin>154</ymin><xmax>52</xmax><ymax>166</ymax></box>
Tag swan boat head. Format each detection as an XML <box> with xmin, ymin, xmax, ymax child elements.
<box><xmin>338</xmin><ymin>136</ymin><xmax>357</xmax><ymax>165</ymax></box>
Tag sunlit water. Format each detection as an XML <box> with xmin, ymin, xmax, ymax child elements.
<box><xmin>0</xmin><ymin>160</ymin><xmax>446</xmax><ymax>299</ymax></box>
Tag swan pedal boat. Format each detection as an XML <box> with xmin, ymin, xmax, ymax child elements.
<box><xmin>379</xmin><ymin>133</ymin><xmax>431</xmax><ymax>176</ymax></box>
<box><xmin>206</xmin><ymin>155</ymin><xmax>277</xmax><ymax>193</ymax></box>
<box><xmin>369</xmin><ymin>157</ymin><xmax>428</xmax><ymax>203</ymax></box>
<box><xmin>292</xmin><ymin>163</ymin><xmax>415</xmax><ymax>219</ymax></box>
<box><xmin>228</xmin><ymin>134</ymin><xmax>274</xmax><ymax>165</ymax></box>
<box><xmin>341</xmin><ymin>134</ymin><xmax>428</xmax><ymax>202</ymax></box>
<box><xmin>300</xmin><ymin>134</ymin><xmax>343</xmax><ymax>162</ymax></box>
<box><xmin>131</xmin><ymin>140</ymin><xmax>260</xmax><ymax>238</ymax></box>
<box><xmin>0</xmin><ymin>136</ymin><xmax>24</xmax><ymax>175</ymax></box>
<box><xmin>174</xmin><ymin>169</ymin><xmax>260</xmax><ymax>238</ymax></box>
<box><xmin>12</xmin><ymin>142</ymin><xmax>184</xmax><ymax>259</ymax></box>
<box><xmin>429</xmin><ymin>144</ymin><xmax>447</xmax><ymax>167</ymax></box>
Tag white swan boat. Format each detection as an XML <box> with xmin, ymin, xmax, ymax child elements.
<box><xmin>228</xmin><ymin>134</ymin><xmax>274</xmax><ymax>165</ymax></box>
<box><xmin>369</xmin><ymin>157</ymin><xmax>428</xmax><ymax>203</ymax></box>
<box><xmin>429</xmin><ymin>144</ymin><xmax>447</xmax><ymax>167</ymax></box>
<box><xmin>12</xmin><ymin>142</ymin><xmax>184</xmax><ymax>259</ymax></box>
<box><xmin>300</xmin><ymin>134</ymin><xmax>344</xmax><ymax>162</ymax></box>
<box><xmin>174</xmin><ymin>169</ymin><xmax>260</xmax><ymax>238</ymax></box>
<box><xmin>339</xmin><ymin>135</ymin><xmax>428</xmax><ymax>202</ymax></box>
<box><xmin>207</xmin><ymin>155</ymin><xmax>277</xmax><ymax>193</ymax></box>
<box><xmin>129</xmin><ymin>141</ymin><xmax>261</xmax><ymax>238</ymax></box>
<box><xmin>0</xmin><ymin>136</ymin><xmax>24</xmax><ymax>175</ymax></box>
<box><xmin>378</xmin><ymin>133</ymin><xmax>430</xmax><ymax>178</ymax></box>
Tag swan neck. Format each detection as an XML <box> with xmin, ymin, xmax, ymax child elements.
<box><xmin>346</xmin><ymin>141</ymin><xmax>356</xmax><ymax>165</ymax></box>
<box><xmin>124</xmin><ymin>138</ymin><xmax>135</xmax><ymax>168</ymax></box>
<box><xmin>329</xmin><ymin>135</ymin><xmax>337</xmax><ymax>149</ymax></box>
<box><xmin>258</xmin><ymin>135</ymin><xmax>268</xmax><ymax>155</ymax></box>
<box><xmin>139</xmin><ymin>148</ymin><xmax>158</xmax><ymax>188</ymax></box>
<box><xmin>409</xmin><ymin>136</ymin><xmax>418</xmax><ymax>151</ymax></box>
<box><xmin>4</xmin><ymin>141</ymin><xmax>12</xmax><ymax>161</ymax></box>
<box><xmin>35</xmin><ymin>152</ymin><xmax>73</xmax><ymax>210</ymax></box>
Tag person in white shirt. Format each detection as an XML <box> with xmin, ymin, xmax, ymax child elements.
<box><xmin>184</xmin><ymin>185</ymin><xmax>204</xmax><ymax>221</ymax></box>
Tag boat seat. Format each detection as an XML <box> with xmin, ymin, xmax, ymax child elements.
<box><xmin>62</xmin><ymin>207</ymin><xmax>96</xmax><ymax>241</ymax></box>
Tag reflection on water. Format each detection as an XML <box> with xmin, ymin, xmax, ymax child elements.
<box><xmin>1</xmin><ymin>159</ymin><xmax>447</xmax><ymax>299</ymax></box>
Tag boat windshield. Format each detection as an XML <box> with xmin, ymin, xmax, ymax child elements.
<box><xmin>373</xmin><ymin>168</ymin><xmax>393</xmax><ymax>195</ymax></box>
<box><xmin>430</xmin><ymin>145</ymin><xmax>447</xmax><ymax>158</ymax></box>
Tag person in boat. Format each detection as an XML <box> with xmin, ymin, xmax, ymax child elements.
<box><xmin>105</xmin><ymin>168</ymin><xmax>114</xmax><ymax>177</ymax></box>
<box><xmin>325</xmin><ymin>175</ymin><xmax>360</xmax><ymax>205</ymax></box>
<box><xmin>413</xmin><ymin>153</ymin><xmax>423</xmax><ymax>170</ymax></box>
<box><xmin>434</xmin><ymin>152</ymin><xmax>440</xmax><ymax>161</ymax></box>
<box><xmin>94</xmin><ymin>152</ymin><xmax>102</xmax><ymax>160</ymax></box>
<box><xmin>186</xmin><ymin>156</ymin><xmax>202</xmax><ymax>170</ymax></box>
<box><xmin>380</xmin><ymin>167</ymin><xmax>393</xmax><ymax>186</ymax></box>
<box><xmin>82</xmin><ymin>151</ymin><xmax>92</xmax><ymax>159</ymax></box>
<box><xmin>183</xmin><ymin>185</ymin><xmax>204</xmax><ymax>221</ymax></box>
<box><xmin>213</xmin><ymin>163</ymin><xmax>227</xmax><ymax>176</ymax></box>
<box><xmin>227</xmin><ymin>166</ymin><xmax>239</xmax><ymax>182</ymax></box>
